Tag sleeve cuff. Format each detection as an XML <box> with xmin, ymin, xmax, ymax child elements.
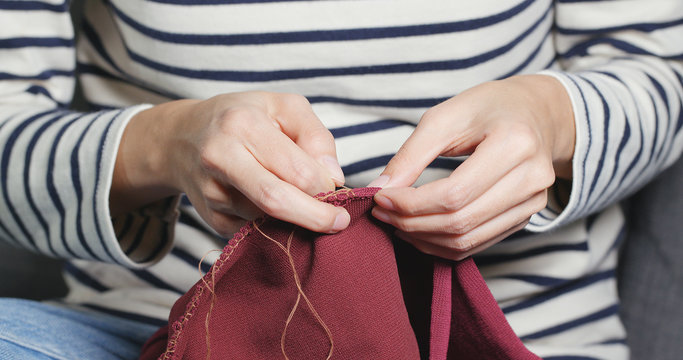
<box><xmin>93</xmin><ymin>104</ymin><xmax>179</xmax><ymax>268</ymax></box>
<box><xmin>526</xmin><ymin>70</ymin><xmax>592</xmax><ymax>232</ymax></box>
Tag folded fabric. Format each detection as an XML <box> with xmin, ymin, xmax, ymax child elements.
<box><xmin>140</xmin><ymin>187</ymin><xmax>540</xmax><ymax>359</ymax></box>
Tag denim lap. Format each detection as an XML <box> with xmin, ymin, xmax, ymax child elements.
<box><xmin>0</xmin><ymin>298</ymin><xmax>160</xmax><ymax>360</ymax></box>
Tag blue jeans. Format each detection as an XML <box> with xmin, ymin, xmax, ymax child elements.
<box><xmin>0</xmin><ymin>298</ymin><xmax>160</xmax><ymax>360</ymax></box>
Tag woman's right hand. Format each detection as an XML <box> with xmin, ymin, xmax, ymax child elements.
<box><xmin>110</xmin><ymin>92</ymin><xmax>350</xmax><ymax>236</ymax></box>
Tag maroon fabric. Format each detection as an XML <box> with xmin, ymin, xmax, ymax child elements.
<box><xmin>140</xmin><ymin>187</ymin><xmax>540</xmax><ymax>359</ymax></box>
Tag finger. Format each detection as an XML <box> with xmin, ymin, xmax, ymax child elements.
<box><xmin>373</xmin><ymin>166</ymin><xmax>550</xmax><ymax>231</ymax></box>
<box><xmin>202</xmin><ymin>180</ymin><xmax>263</xmax><ymax>220</ymax></box>
<box><xmin>396</xmin><ymin>221</ymin><xmax>527</xmax><ymax>261</ymax></box>
<box><xmin>375</xmin><ymin>132</ymin><xmax>531</xmax><ymax>215</ymax></box>
<box><xmin>390</xmin><ymin>190</ymin><xmax>543</xmax><ymax>252</ymax></box>
<box><xmin>240</xmin><ymin>115</ymin><xmax>337</xmax><ymax>196</ymax></box>
<box><xmin>203</xmin><ymin>211</ymin><xmax>249</xmax><ymax>238</ymax></box>
<box><xmin>369</xmin><ymin>116</ymin><xmax>449</xmax><ymax>188</ymax></box>
<box><xmin>268</xmin><ymin>93</ymin><xmax>345</xmax><ymax>186</ymax></box>
<box><xmin>225</xmin><ymin>150</ymin><xmax>350</xmax><ymax>234</ymax></box>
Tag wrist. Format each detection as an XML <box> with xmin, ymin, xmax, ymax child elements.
<box><xmin>507</xmin><ymin>75</ymin><xmax>575</xmax><ymax>179</ymax></box>
<box><xmin>110</xmin><ymin>99</ymin><xmax>199</xmax><ymax>216</ymax></box>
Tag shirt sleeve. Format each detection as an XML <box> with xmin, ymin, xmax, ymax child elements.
<box><xmin>0</xmin><ymin>2</ymin><xmax>177</xmax><ymax>267</ymax></box>
<box><xmin>527</xmin><ymin>0</ymin><xmax>683</xmax><ymax>231</ymax></box>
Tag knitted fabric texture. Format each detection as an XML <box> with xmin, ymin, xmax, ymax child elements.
<box><xmin>140</xmin><ymin>187</ymin><xmax>540</xmax><ymax>359</ymax></box>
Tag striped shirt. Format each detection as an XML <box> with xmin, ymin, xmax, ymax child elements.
<box><xmin>1</xmin><ymin>0</ymin><xmax>682</xmax><ymax>358</ymax></box>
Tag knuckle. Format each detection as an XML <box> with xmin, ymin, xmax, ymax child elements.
<box><xmin>279</xmin><ymin>93</ymin><xmax>311</xmax><ymax>110</ymax></box>
<box><xmin>445</xmin><ymin>212</ymin><xmax>475</xmax><ymax>235</ymax></box>
<box><xmin>199</xmin><ymin>146</ymin><xmax>221</xmax><ymax>171</ymax></box>
<box><xmin>449</xmin><ymin>235</ymin><xmax>476</xmax><ymax>252</ymax></box>
<box><xmin>533</xmin><ymin>192</ymin><xmax>548</xmax><ymax>212</ymax></box>
<box><xmin>506</xmin><ymin>123</ymin><xmax>540</xmax><ymax>158</ymax></box>
<box><xmin>307</xmin><ymin>126</ymin><xmax>335</xmax><ymax>144</ymax></box>
<box><xmin>420</xmin><ymin>107</ymin><xmax>443</xmax><ymax>125</ymax></box>
<box><xmin>290</xmin><ymin>160</ymin><xmax>320</xmax><ymax>192</ymax></box>
<box><xmin>395</xmin><ymin>218</ymin><xmax>417</xmax><ymax>233</ymax></box>
<box><xmin>257</xmin><ymin>184</ymin><xmax>285</xmax><ymax>215</ymax></box>
<box><xmin>442</xmin><ymin>184</ymin><xmax>465</xmax><ymax>211</ymax></box>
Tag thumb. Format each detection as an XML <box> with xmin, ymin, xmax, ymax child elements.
<box><xmin>368</xmin><ymin>123</ymin><xmax>445</xmax><ymax>188</ymax></box>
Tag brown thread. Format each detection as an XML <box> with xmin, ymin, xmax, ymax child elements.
<box><xmin>198</xmin><ymin>249</ymin><xmax>222</xmax><ymax>360</ymax></box>
<box><xmin>162</xmin><ymin>189</ymin><xmax>369</xmax><ymax>359</ymax></box>
<box><xmin>253</xmin><ymin>223</ymin><xmax>335</xmax><ymax>360</ymax></box>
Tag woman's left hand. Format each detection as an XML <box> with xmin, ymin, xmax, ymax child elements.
<box><xmin>368</xmin><ymin>75</ymin><xmax>576</xmax><ymax>260</ymax></box>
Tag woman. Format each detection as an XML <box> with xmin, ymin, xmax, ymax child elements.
<box><xmin>0</xmin><ymin>0</ymin><xmax>681</xmax><ymax>358</ymax></box>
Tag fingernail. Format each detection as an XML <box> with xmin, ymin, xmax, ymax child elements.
<box><xmin>368</xmin><ymin>175</ymin><xmax>390</xmax><ymax>188</ymax></box>
<box><xmin>374</xmin><ymin>194</ymin><xmax>395</xmax><ymax>211</ymax></box>
<box><xmin>331</xmin><ymin>211</ymin><xmax>350</xmax><ymax>232</ymax></box>
<box><xmin>321</xmin><ymin>156</ymin><xmax>345</xmax><ymax>186</ymax></box>
<box><xmin>371</xmin><ymin>207</ymin><xmax>391</xmax><ymax>223</ymax></box>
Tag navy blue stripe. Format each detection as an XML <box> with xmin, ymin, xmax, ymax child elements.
<box><xmin>116</xmin><ymin>214</ymin><xmax>134</xmax><ymax>239</ymax></box>
<box><xmin>645</xmin><ymin>91</ymin><xmax>662</xmax><ymax>173</ymax></box>
<box><xmin>308</xmin><ymin>95</ymin><xmax>448</xmax><ymax>109</ymax></box>
<box><xmin>124</xmin><ymin>217</ymin><xmax>151</xmax><ymax>256</ymax></box>
<box><xmin>80</xmin><ymin>19</ymin><xmax>125</xmax><ymax>75</ymax></box>
<box><xmin>85</xmin><ymin>102</ymin><xmax>117</xmax><ymax>111</ymax></box>
<box><xmin>46</xmin><ymin>113</ymin><xmax>84</xmax><ymax>258</ymax></box>
<box><xmin>92</xmin><ymin>111</ymin><xmax>123</xmax><ymax>262</ymax></box>
<box><xmin>25</xmin><ymin>85</ymin><xmax>68</xmax><ymax>108</ymax></box>
<box><xmin>148</xmin><ymin>0</ymin><xmax>356</xmax><ymax>4</ymax></box>
<box><xmin>0</xmin><ymin>0</ymin><xmax>67</xmax><ymax>11</ymax></box>
<box><xmin>77</xmin><ymin>62</ymin><xmax>179</xmax><ymax>101</ymax></box>
<box><xmin>520</xmin><ymin>304</ymin><xmax>619</xmax><ymax>340</ymax></box>
<box><xmin>172</xmin><ymin>247</ymin><xmax>212</xmax><ymax>274</ymax></box>
<box><xmin>125</xmin><ymin>6</ymin><xmax>551</xmax><ymax>82</ymax></box>
<box><xmin>499</xmin><ymin>229</ymin><xmax>533</xmax><ymax>243</ymax></box>
<box><xmin>329</xmin><ymin>119</ymin><xmax>413</xmax><ymax>139</ymax></box>
<box><xmin>0</xmin><ymin>69</ymin><xmax>72</xmax><ymax>81</ymax></box>
<box><xmin>129</xmin><ymin>269</ymin><xmax>184</xmax><ymax>294</ymax></box>
<box><xmin>502</xmin><ymin>269</ymin><xmax>614</xmax><ymax>314</ymax></box>
<box><xmin>557</xmin><ymin>17</ymin><xmax>683</xmax><ymax>35</ymax></box>
<box><xmin>0</xmin><ymin>110</ymin><xmax>54</xmax><ymax>250</ymax></box>
<box><xmin>675</xmin><ymin>71</ymin><xmax>683</xmax><ymax>133</ymax></box>
<box><xmin>563</xmin><ymin>38</ymin><xmax>683</xmax><ymax>60</ymax></box>
<box><xmin>620</xmin><ymin>118</ymin><xmax>645</xmax><ymax>191</ymax></box>
<box><xmin>81</xmin><ymin>304</ymin><xmax>168</xmax><ymax>328</ymax></box>
<box><xmin>64</xmin><ymin>262</ymin><xmax>109</xmax><ymax>292</ymax></box>
<box><xmin>589</xmin><ymin>72</ymin><xmax>631</xmax><ymax>207</ymax></box>
<box><xmin>595</xmin><ymin>338</ymin><xmax>627</xmax><ymax>346</ymax></box>
<box><xmin>474</xmin><ymin>241</ymin><xmax>589</xmax><ymax>268</ymax></box>
<box><xmin>23</xmin><ymin>112</ymin><xmax>66</xmax><ymax>256</ymax></box>
<box><xmin>342</xmin><ymin>154</ymin><xmax>394</xmax><ymax>176</ymax></box>
<box><xmin>0</xmin><ymin>37</ymin><xmax>72</xmax><ymax>49</ymax></box>
<box><xmin>112</xmin><ymin>0</ymin><xmax>535</xmax><ymax>45</ymax></box>
<box><xmin>565</xmin><ymin>76</ymin><xmax>591</xmax><ymax>216</ymax></box>
<box><xmin>496</xmin><ymin>274</ymin><xmax>569</xmax><ymax>287</ymax></box>
<box><xmin>580</xmin><ymin>76</ymin><xmax>610</xmax><ymax>213</ymax></box>
<box><xmin>71</xmin><ymin>113</ymin><xmax>107</xmax><ymax>261</ymax></box>
<box><xmin>342</xmin><ymin>154</ymin><xmax>463</xmax><ymax>176</ymax></box>
<box><xmin>139</xmin><ymin>218</ymin><xmax>171</xmax><ymax>263</ymax></box>
<box><xmin>533</xmin><ymin>210</ymin><xmax>553</xmax><ymax>221</ymax></box>
<box><xmin>496</xmin><ymin>29</ymin><xmax>552</xmax><ymax>80</ymax></box>
<box><xmin>596</xmin><ymin>71</ymin><xmax>646</xmax><ymax>194</ymax></box>
<box><xmin>0</xmin><ymin>117</ymin><xmax>19</xmax><ymax>242</ymax></box>
<box><xmin>80</xmin><ymin>68</ymin><xmax>453</xmax><ymax>111</ymax></box>
<box><xmin>647</xmin><ymin>74</ymin><xmax>671</xmax><ymax>165</ymax></box>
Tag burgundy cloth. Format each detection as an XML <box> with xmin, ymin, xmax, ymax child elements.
<box><xmin>140</xmin><ymin>188</ymin><xmax>540</xmax><ymax>359</ymax></box>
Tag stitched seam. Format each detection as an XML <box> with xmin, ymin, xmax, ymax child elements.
<box><xmin>159</xmin><ymin>188</ymin><xmax>373</xmax><ymax>359</ymax></box>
